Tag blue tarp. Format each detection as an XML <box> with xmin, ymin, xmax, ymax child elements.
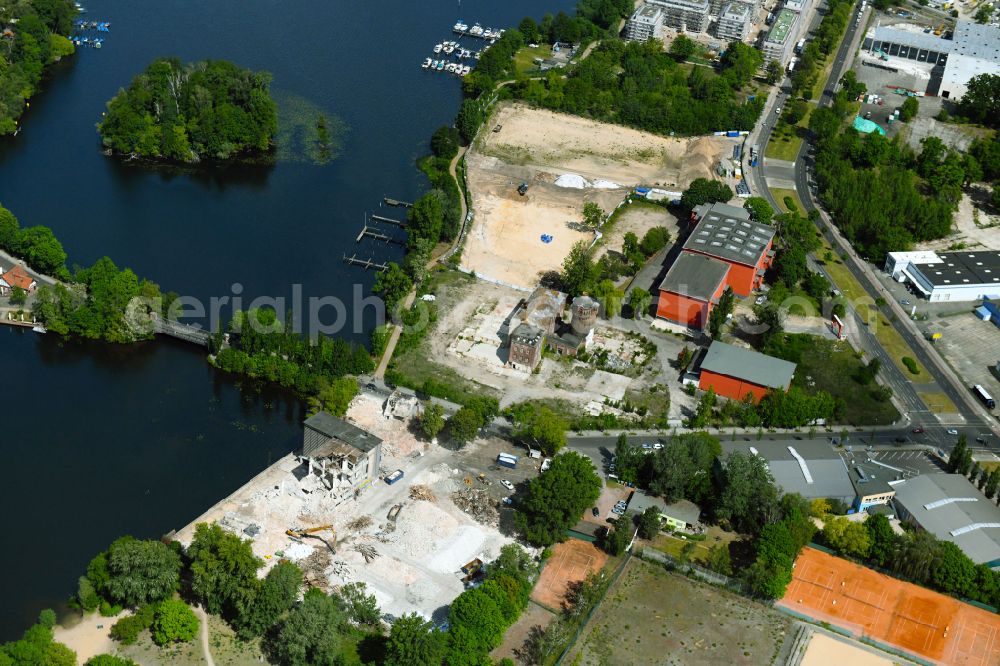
<box><xmin>635</xmin><ymin>187</ymin><xmax>650</xmax><ymax>194</ymax></box>
<box><xmin>852</xmin><ymin>116</ymin><xmax>886</xmax><ymax>135</ymax></box>
<box><xmin>976</xmin><ymin>305</ymin><xmax>991</xmax><ymax>321</ymax></box>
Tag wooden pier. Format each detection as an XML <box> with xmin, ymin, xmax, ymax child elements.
<box><xmin>371</xmin><ymin>214</ymin><xmax>407</xmax><ymax>228</ymax></box>
<box><xmin>356</xmin><ymin>224</ymin><xmax>402</xmax><ymax>245</ymax></box>
<box><xmin>383</xmin><ymin>197</ymin><xmax>413</xmax><ymax>208</ymax></box>
<box><xmin>343</xmin><ymin>254</ymin><xmax>390</xmax><ymax>271</ymax></box>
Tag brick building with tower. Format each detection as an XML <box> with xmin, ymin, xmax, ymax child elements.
<box><xmin>507</xmin><ymin>289</ymin><xmax>598</xmax><ymax>371</ymax></box>
<box><xmin>656</xmin><ymin>202</ymin><xmax>775</xmax><ymax>331</ymax></box>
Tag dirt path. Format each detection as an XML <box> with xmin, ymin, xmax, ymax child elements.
<box><xmin>195</xmin><ymin>605</ymin><xmax>216</xmax><ymax>666</ymax></box>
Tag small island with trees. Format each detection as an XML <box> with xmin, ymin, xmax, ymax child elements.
<box><xmin>97</xmin><ymin>58</ymin><xmax>278</xmax><ymax>163</ymax></box>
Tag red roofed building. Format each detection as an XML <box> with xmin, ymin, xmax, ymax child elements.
<box><xmin>0</xmin><ymin>265</ymin><xmax>38</xmax><ymax>296</ymax></box>
<box><xmin>656</xmin><ymin>202</ymin><xmax>776</xmax><ymax>330</ymax></box>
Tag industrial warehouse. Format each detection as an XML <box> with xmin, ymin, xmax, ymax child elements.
<box><xmin>884</xmin><ymin>250</ymin><xmax>1000</xmax><ymax>302</ymax></box>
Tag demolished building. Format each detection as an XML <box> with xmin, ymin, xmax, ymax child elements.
<box><xmin>299</xmin><ymin>412</ymin><xmax>384</xmax><ymax>504</ymax></box>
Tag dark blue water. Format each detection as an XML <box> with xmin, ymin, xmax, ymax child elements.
<box><xmin>0</xmin><ymin>0</ymin><xmax>575</xmax><ymax>639</ymax></box>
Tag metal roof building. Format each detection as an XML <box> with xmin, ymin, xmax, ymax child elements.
<box><xmin>701</xmin><ymin>341</ymin><xmax>796</xmax><ymax>389</ymax></box>
<box><xmin>658</xmin><ymin>253</ymin><xmax>731</xmax><ymax>302</ymax></box>
<box><xmin>893</xmin><ymin>473</ymin><xmax>1000</xmax><ymax>568</ymax></box>
<box><xmin>721</xmin><ymin>439</ymin><xmax>856</xmax><ymax>503</ymax></box>
<box><xmin>684</xmin><ymin>203</ymin><xmax>776</xmax><ymax>268</ymax></box>
<box><xmin>885</xmin><ymin>251</ymin><xmax>1000</xmax><ymax>302</ymax></box>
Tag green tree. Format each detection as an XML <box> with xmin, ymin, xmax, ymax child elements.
<box><xmin>593</xmin><ymin>279</ymin><xmax>624</xmax><ymax>319</ymax></box>
<box><xmin>103</xmin><ymin>537</ymin><xmax>181</xmax><ymax>607</ymax></box>
<box><xmin>151</xmin><ymin>599</ymin><xmax>198</xmax><ymax>646</ymax></box>
<box><xmin>419</xmin><ymin>402</ymin><xmax>446</xmax><ymax>441</ymax></box>
<box><xmin>602</xmin><ymin>518</ymin><xmax>633</xmax><ymax>555</ymax></box>
<box><xmin>865</xmin><ymin>513</ymin><xmax>897</xmax><ymax>567</ymax></box>
<box><xmin>716</xmin><ymin>451</ymin><xmax>780</xmax><ymax>535</ymax></box>
<box><xmin>931</xmin><ymin>541</ymin><xmax>977</xmax><ymax>597</ymax></box>
<box><xmin>975</xmin><ymin>3</ymin><xmax>994</xmax><ymax>23</ymax></box>
<box><xmin>745</xmin><ymin>197</ymin><xmax>774</xmax><ymax>224</ymax></box>
<box><xmin>339</xmin><ymin>581</ymin><xmax>381</xmax><ymax>626</ymax></box>
<box><xmin>899</xmin><ymin>96</ymin><xmax>919</xmax><ymax>122</ymax></box>
<box><xmin>265</xmin><ymin>588</ymin><xmax>345</xmax><ymax>666</ymax></box>
<box><xmin>891</xmin><ymin>530</ymin><xmax>943</xmax><ymax>584</ymax></box>
<box><xmin>678</xmin><ymin>345</ymin><xmax>694</xmax><ymax>371</ymax></box>
<box><xmin>669</xmin><ymin>34</ymin><xmax>697</xmax><ymax>59</ymax></box>
<box><xmin>708</xmin><ymin>287</ymin><xmax>735</xmax><ymax>339</ymax></box>
<box><xmin>680</xmin><ymin>178</ymin><xmax>734</xmax><ymax>213</ymax></box>
<box><xmin>385</xmin><ymin>613</ymin><xmax>447</xmax><ymax>666</ymax></box>
<box><xmin>705</xmin><ymin>543</ymin><xmax>733</xmax><ymax>575</ymax></box>
<box><xmin>187</xmin><ymin>522</ymin><xmax>262</xmax><ymax>619</ymax></box>
<box><xmin>373</xmin><ymin>262</ymin><xmax>414</xmax><ymax>312</ymax></box>
<box><xmin>948</xmin><ymin>435</ymin><xmax>970</xmax><ymax>473</ymax></box>
<box><xmin>516</xmin><ymin>405</ymin><xmax>568</xmax><ymax>455</ymax></box>
<box><xmin>561</xmin><ymin>241</ymin><xmax>597</xmax><ymax>296</ymax></box>
<box><xmin>77</xmin><ymin>576</ymin><xmax>101</xmax><ymax>612</ymax></box>
<box><xmin>753</xmin><ymin>302</ymin><xmax>783</xmax><ymax>349</ymax></box>
<box><xmin>234</xmin><ymin>560</ymin><xmax>302</xmax><ymax>639</ymax></box>
<box><xmin>582</xmin><ymin>202</ymin><xmax>606</xmax><ymax>228</ymax></box>
<box><xmin>86</xmin><ymin>656</ymin><xmax>140</xmax><ymax>666</ymax></box>
<box><xmin>448</xmin><ymin>588</ymin><xmax>506</xmax><ymax>654</ymax></box>
<box><xmin>455</xmin><ymin>98</ymin><xmax>484</xmax><ymax>143</ymax></box>
<box><xmin>309</xmin><ymin>376</ymin><xmax>358</xmax><ymax>417</ymax></box>
<box><xmin>766</xmin><ymin>59</ymin><xmax>784</xmax><ymax>85</ymax></box>
<box><xmin>637</xmin><ymin>507</ymin><xmax>662</xmax><ymax>539</ymax></box>
<box><xmin>0</xmin><ymin>622</ymin><xmax>77</xmax><ymax>666</ymax></box>
<box><xmin>408</xmin><ymin>192</ymin><xmax>446</xmax><ymax>247</ymax></box>
<box><xmin>720</xmin><ymin>41</ymin><xmax>764</xmax><ymax>89</ymax></box>
<box><xmin>9</xmin><ymin>286</ymin><xmax>27</xmax><ymax>306</ymax></box>
<box><xmin>515</xmin><ymin>451</ymin><xmax>602</xmax><ymax>546</ymax></box>
<box><xmin>986</xmin><ymin>468</ymin><xmax>1000</xmax><ymax>500</ymax></box>
<box><xmin>823</xmin><ymin>516</ymin><xmax>871</xmax><ymax>558</ymax></box>
<box><xmin>629</xmin><ymin>287</ymin><xmax>651</xmax><ymax>319</ymax></box>
<box><xmin>447</xmin><ymin>406</ymin><xmax>484</xmax><ymax>446</ymax></box>
<box><xmin>958</xmin><ymin>74</ymin><xmax>1000</xmax><ymax>128</ymax></box>
<box><xmin>639</xmin><ymin>227</ymin><xmax>671</xmax><ymax>255</ymax></box>
<box><xmin>430</xmin><ymin>125</ymin><xmax>460</xmax><ymax>159</ymax></box>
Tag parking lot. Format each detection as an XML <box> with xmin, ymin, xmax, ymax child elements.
<box><xmin>923</xmin><ymin>313</ymin><xmax>1000</xmax><ymax>410</ymax></box>
<box><xmin>452</xmin><ymin>436</ymin><xmax>544</xmax><ymax>501</ymax></box>
<box><xmin>841</xmin><ymin>448</ymin><xmax>946</xmax><ymax>479</ymax></box>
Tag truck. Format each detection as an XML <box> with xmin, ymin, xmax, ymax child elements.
<box><xmin>787</xmin><ymin>56</ymin><xmax>797</xmax><ymax>73</ymax></box>
<box><xmin>385</xmin><ymin>469</ymin><xmax>405</xmax><ymax>485</ymax></box>
<box><xmin>497</xmin><ymin>453</ymin><xmax>519</xmax><ymax>469</ymax></box>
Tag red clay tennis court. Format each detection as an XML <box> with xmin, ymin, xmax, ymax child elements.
<box><xmin>780</xmin><ymin>548</ymin><xmax>1000</xmax><ymax>665</ymax></box>
<box><xmin>530</xmin><ymin>539</ymin><xmax>608</xmax><ymax>610</ymax></box>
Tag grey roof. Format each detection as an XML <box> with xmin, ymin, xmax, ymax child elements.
<box><xmin>720</xmin><ymin>0</ymin><xmax>752</xmax><ymax>20</ymax></box>
<box><xmin>304</xmin><ymin>412</ymin><xmax>382</xmax><ymax>452</ymax></box>
<box><xmin>912</xmin><ymin>251</ymin><xmax>1000</xmax><ymax>288</ymax></box>
<box><xmin>658</xmin><ymin>253</ymin><xmax>731</xmax><ymax>301</ymax></box>
<box><xmin>511</xmin><ymin>322</ymin><xmax>544</xmax><ymax>347</ymax></box>
<box><xmin>871</xmin><ymin>25</ymin><xmax>951</xmax><ymax>54</ymax></box>
<box><xmin>701</xmin><ymin>341</ymin><xmax>796</xmax><ymax>389</ymax></box>
<box><xmin>952</xmin><ymin>20</ymin><xmax>1000</xmax><ymax>64</ymax></box>
<box><xmin>893</xmin><ymin>473</ymin><xmax>1000</xmax><ymax>566</ymax></box>
<box><xmin>943</xmin><ymin>53</ymin><xmax>1000</xmax><ymax>89</ymax></box>
<box><xmin>847</xmin><ymin>461</ymin><xmax>896</xmax><ymax>498</ymax></box>
<box><xmin>628</xmin><ymin>492</ymin><xmax>702</xmax><ymax>524</ymax></box>
<box><xmin>520</xmin><ymin>287</ymin><xmax>567</xmax><ymax>332</ymax></box>
<box><xmin>684</xmin><ymin>203</ymin><xmax>775</xmax><ymax>267</ymax></box>
<box><xmin>721</xmin><ymin>439</ymin><xmax>856</xmax><ymax>501</ymax></box>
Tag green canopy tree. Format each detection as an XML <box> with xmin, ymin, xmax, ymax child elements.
<box><xmin>265</xmin><ymin>588</ymin><xmax>345</xmax><ymax>665</ymax></box>
<box><xmin>515</xmin><ymin>451</ymin><xmax>601</xmax><ymax>546</ymax></box>
<box><xmin>419</xmin><ymin>402</ymin><xmax>446</xmax><ymax>441</ymax></box>
<box><xmin>447</xmin><ymin>406</ymin><xmax>484</xmax><ymax>446</ymax></box>
<box><xmin>629</xmin><ymin>287</ymin><xmax>651</xmax><ymax>319</ymax></box>
<box><xmin>151</xmin><ymin>599</ymin><xmax>199</xmax><ymax>646</ymax></box>
<box><xmin>680</xmin><ymin>178</ymin><xmax>734</xmax><ymax>213</ymax></box>
<box><xmin>515</xmin><ymin>405</ymin><xmax>568</xmax><ymax>455</ymax></box>
<box><xmin>716</xmin><ymin>451</ymin><xmax>780</xmax><ymax>535</ymax></box>
<box><xmin>103</xmin><ymin>537</ymin><xmax>181</xmax><ymax>607</ymax></box>
<box><xmin>187</xmin><ymin>522</ymin><xmax>262</xmax><ymax>619</ymax></box>
<box><xmin>385</xmin><ymin>614</ymin><xmax>447</xmax><ymax>666</ymax></box>
<box><xmin>744</xmin><ymin>197</ymin><xmax>774</xmax><ymax>224</ymax></box>
<box><xmin>234</xmin><ymin>560</ymin><xmax>302</xmax><ymax>639</ymax></box>
<box><xmin>865</xmin><ymin>513</ymin><xmax>897</xmax><ymax>567</ymax></box>
<box><xmin>373</xmin><ymin>262</ymin><xmax>414</xmax><ymax>312</ymax></box>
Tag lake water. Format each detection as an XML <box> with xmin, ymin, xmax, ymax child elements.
<box><xmin>0</xmin><ymin>0</ymin><xmax>575</xmax><ymax>638</ymax></box>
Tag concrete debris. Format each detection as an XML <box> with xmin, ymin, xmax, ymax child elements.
<box><xmin>347</xmin><ymin>515</ymin><xmax>373</xmax><ymax>531</ymax></box>
<box><xmin>300</xmin><ymin>548</ymin><xmax>333</xmax><ymax>592</ymax></box>
<box><xmin>450</xmin><ymin>488</ymin><xmax>500</xmax><ymax>527</ymax></box>
<box><xmin>355</xmin><ymin>544</ymin><xmax>380</xmax><ymax>563</ymax></box>
<box><xmin>409</xmin><ymin>484</ymin><xmax>436</xmax><ymax>502</ymax></box>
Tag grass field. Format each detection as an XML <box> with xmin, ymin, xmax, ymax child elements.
<box><xmin>767</xmin><ymin>333</ymin><xmax>901</xmax><ymax>425</ymax></box>
<box><xmin>514</xmin><ymin>44</ymin><xmax>552</xmax><ymax>76</ymax></box>
<box><xmin>766</xmin><ymin>104</ymin><xmax>814</xmax><ymax>162</ymax></box>
<box><xmin>564</xmin><ymin>558</ymin><xmax>792</xmax><ymax>665</ymax></box>
<box><xmin>770</xmin><ymin>187</ymin><xmax>805</xmax><ymax>213</ymax></box>
<box><xmin>652</xmin><ymin>526</ymin><xmax>741</xmax><ymax>565</ymax></box>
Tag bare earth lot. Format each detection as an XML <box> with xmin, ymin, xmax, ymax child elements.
<box><xmin>462</xmin><ymin>103</ymin><xmax>734</xmax><ymax>289</ymax></box>
<box><xmin>565</xmin><ymin>558</ymin><xmax>791</xmax><ymax>666</ymax></box>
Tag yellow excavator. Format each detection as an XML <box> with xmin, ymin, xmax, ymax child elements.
<box><xmin>286</xmin><ymin>525</ymin><xmax>337</xmax><ymax>553</ymax></box>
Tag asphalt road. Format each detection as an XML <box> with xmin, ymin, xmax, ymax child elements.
<box><xmin>752</xmin><ymin>2</ymin><xmax>996</xmax><ymax>435</ymax></box>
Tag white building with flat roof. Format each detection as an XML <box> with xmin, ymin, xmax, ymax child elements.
<box><xmin>885</xmin><ymin>250</ymin><xmax>1000</xmax><ymax>302</ymax></box>
<box><xmin>626</xmin><ymin>4</ymin><xmax>666</xmax><ymax>41</ymax></box>
<box><xmin>649</xmin><ymin>0</ymin><xmax>711</xmax><ymax>33</ymax></box>
<box><xmin>715</xmin><ymin>1</ymin><xmax>754</xmax><ymax>41</ymax></box>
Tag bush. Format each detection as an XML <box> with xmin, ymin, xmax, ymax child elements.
<box><xmin>110</xmin><ymin>605</ymin><xmax>156</xmax><ymax>645</ymax></box>
<box><xmin>99</xmin><ymin>600</ymin><xmax>123</xmax><ymax>617</ymax></box>
<box><xmin>902</xmin><ymin>357</ymin><xmax>920</xmax><ymax>375</ymax></box>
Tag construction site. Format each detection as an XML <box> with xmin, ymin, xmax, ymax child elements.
<box><xmin>173</xmin><ymin>393</ymin><xmax>520</xmax><ymax>623</ymax></box>
<box><xmin>461</xmin><ymin>102</ymin><xmax>736</xmax><ymax>289</ymax></box>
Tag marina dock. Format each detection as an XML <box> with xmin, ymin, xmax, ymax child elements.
<box><xmin>370</xmin><ymin>214</ymin><xmax>406</xmax><ymax>227</ymax></box>
<box><xmin>343</xmin><ymin>254</ymin><xmax>390</xmax><ymax>271</ymax></box>
<box><xmin>356</xmin><ymin>224</ymin><xmax>402</xmax><ymax>245</ymax></box>
<box><xmin>383</xmin><ymin>197</ymin><xmax>413</xmax><ymax>208</ymax></box>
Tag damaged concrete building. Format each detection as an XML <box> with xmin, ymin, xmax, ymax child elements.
<box><xmin>299</xmin><ymin>412</ymin><xmax>384</xmax><ymax>503</ymax></box>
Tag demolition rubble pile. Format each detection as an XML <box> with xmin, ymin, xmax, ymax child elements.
<box><xmin>450</xmin><ymin>488</ymin><xmax>500</xmax><ymax>527</ymax></box>
<box><xmin>409</xmin><ymin>484</ymin><xmax>436</xmax><ymax>502</ymax></box>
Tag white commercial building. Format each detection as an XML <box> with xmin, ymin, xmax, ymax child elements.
<box><xmin>626</xmin><ymin>4</ymin><xmax>666</xmax><ymax>41</ymax></box>
<box><xmin>885</xmin><ymin>250</ymin><xmax>1000</xmax><ymax>302</ymax></box>
<box><xmin>761</xmin><ymin>7</ymin><xmax>799</xmax><ymax>64</ymax></box>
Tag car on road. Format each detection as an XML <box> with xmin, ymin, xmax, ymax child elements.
<box><xmin>911</xmin><ymin>427</ymin><xmax>925</xmax><ymax>434</ymax></box>
<box><xmin>652</xmin><ymin>442</ymin><xmax>664</xmax><ymax>450</ymax></box>
<box><xmin>899</xmin><ymin>299</ymin><xmax>910</xmax><ymax>305</ymax></box>
<box><xmin>592</xmin><ymin>507</ymin><xmax>600</xmax><ymax>517</ymax></box>
<box><xmin>947</xmin><ymin>429</ymin><xmax>958</xmax><ymax>436</ymax></box>
<box><xmin>641</xmin><ymin>443</ymin><xmax>653</xmax><ymax>450</ymax></box>
<box><xmin>977</xmin><ymin>435</ymin><xmax>990</xmax><ymax>443</ymax></box>
<box><xmin>502</xmin><ymin>497</ymin><xmax>513</xmax><ymax>505</ymax></box>
<box><xmin>500</xmin><ymin>479</ymin><xmax>514</xmax><ymax>491</ymax></box>
<box><xmin>366</xmin><ymin>382</ymin><xmax>378</xmax><ymax>391</ymax></box>
<box><xmin>755</xmin><ymin>295</ymin><xmax>767</xmax><ymax>305</ymax></box>
<box><xmin>775</xmin><ymin>106</ymin><xmax>782</xmax><ymax>115</ymax></box>
<box><xmin>894</xmin><ymin>436</ymin><xmax>907</xmax><ymax>443</ymax></box>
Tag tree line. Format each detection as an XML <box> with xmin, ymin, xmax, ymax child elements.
<box><xmin>809</xmin><ymin>88</ymin><xmax>970</xmax><ymax>263</ymax></box>
<box><xmin>98</xmin><ymin>58</ymin><xmax>278</xmax><ymax>162</ymax></box>
<box><xmin>0</xmin><ymin>0</ymin><xmax>77</xmax><ymax>135</ymax></box>
<box><xmin>512</xmin><ymin>39</ymin><xmax>764</xmax><ymax>137</ymax></box>
<box><xmin>789</xmin><ymin>0</ymin><xmax>852</xmax><ymax>99</ymax></box>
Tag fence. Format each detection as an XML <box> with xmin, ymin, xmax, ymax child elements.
<box><xmin>553</xmin><ymin>552</ymin><xmax>632</xmax><ymax>665</ymax></box>
<box><xmin>640</xmin><ymin>547</ymin><xmax>749</xmax><ymax>594</ymax></box>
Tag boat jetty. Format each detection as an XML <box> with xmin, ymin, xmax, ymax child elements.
<box><xmin>421</xmin><ymin>21</ymin><xmax>499</xmax><ymax>76</ymax></box>
<box><xmin>452</xmin><ymin>21</ymin><xmax>506</xmax><ymax>40</ymax></box>
<box><xmin>69</xmin><ymin>19</ymin><xmax>110</xmax><ymax>48</ymax></box>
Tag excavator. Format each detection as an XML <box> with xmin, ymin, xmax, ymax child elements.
<box><xmin>286</xmin><ymin>525</ymin><xmax>337</xmax><ymax>553</ymax></box>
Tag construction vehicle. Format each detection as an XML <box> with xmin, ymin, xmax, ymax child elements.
<box><xmin>517</xmin><ymin>182</ymin><xmax>528</xmax><ymax>196</ymax></box>
<box><xmin>286</xmin><ymin>525</ymin><xmax>337</xmax><ymax>553</ymax></box>
<box><xmin>387</xmin><ymin>503</ymin><xmax>403</xmax><ymax>522</ymax></box>
<box><xmin>477</xmin><ymin>473</ymin><xmax>491</xmax><ymax>486</ymax></box>
<box><xmin>933</xmin><ymin>24</ymin><xmax>944</xmax><ymax>36</ymax></box>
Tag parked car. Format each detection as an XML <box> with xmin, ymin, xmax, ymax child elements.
<box><xmin>592</xmin><ymin>507</ymin><xmax>600</xmax><ymax>517</ymax></box>
<box><xmin>947</xmin><ymin>429</ymin><xmax>958</xmax><ymax>436</ymax></box>
<box><xmin>641</xmin><ymin>443</ymin><xmax>653</xmax><ymax>450</ymax></box>
<box><xmin>502</xmin><ymin>497</ymin><xmax>513</xmax><ymax>505</ymax></box>
<box><xmin>911</xmin><ymin>427</ymin><xmax>925</xmax><ymax>434</ymax></box>
<box><xmin>755</xmin><ymin>295</ymin><xmax>767</xmax><ymax>305</ymax></box>
<box><xmin>652</xmin><ymin>442</ymin><xmax>664</xmax><ymax>450</ymax></box>
<box><xmin>500</xmin><ymin>479</ymin><xmax>514</xmax><ymax>491</ymax></box>
<box><xmin>899</xmin><ymin>299</ymin><xmax>910</xmax><ymax>305</ymax></box>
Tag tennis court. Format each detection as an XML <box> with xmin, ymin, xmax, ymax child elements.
<box><xmin>530</xmin><ymin>539</ymin><xmax>608</xmax><ymax>610</ymax></box>
<box><xmin>781</xmin><ymin>548</ymin><xmax>1000</xmax><ymax>665</ymax></box>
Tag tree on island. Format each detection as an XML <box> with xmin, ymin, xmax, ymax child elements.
<box><xmin>98</xmin><ymin>58</ymin><xmax>278</xmax><ymax>162</ymax></box>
